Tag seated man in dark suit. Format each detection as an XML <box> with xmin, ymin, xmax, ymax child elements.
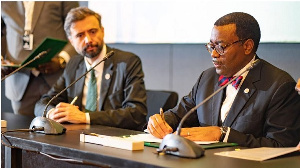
<box><xmin>35</xmin><ymin>7</ymin><xmax>147</xmax><ymax>131</ymax></box>
<box><xmin>148</xmin><ymin>12</ymin><xmax>300</xmax><ymax>147</ymax></box>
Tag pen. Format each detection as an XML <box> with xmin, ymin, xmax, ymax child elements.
<box><xmin>70</xmin><ymin>96</ymin><xmax>78</xmax><ymax>105</ymax></box>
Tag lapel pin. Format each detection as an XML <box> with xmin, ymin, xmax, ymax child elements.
<box><xmin>244</xmin><ymin>88</ymin><xmax>250</xmax><ymax>94</ymax></box>
<box><xmin>105</xmin><ymin>73</ymin><xmax>110</xmax><ymax>80</ymax></box>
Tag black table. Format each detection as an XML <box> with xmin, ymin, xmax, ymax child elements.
<box><xmin>1</xmin><ymin>112</ymin><xmax>300</xmax><ymax>168</ymax></box>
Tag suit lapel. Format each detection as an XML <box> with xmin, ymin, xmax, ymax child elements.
<box><xmin>99</xmin><ymin>60</ymin><xmax>113</xmax><ymax>110</ymax></box>
<box><xmin>75</xmin><ymin>60</ymin><xmax>86</xmax><ymax>109</ymax></box>
<box><xmin>31</xmin><ymin>2</ymin><xmax>44</xmax><ymax>33</ymax></box>
<box><xmin>99</xmin><ymin>49</ymin><xmax>114</xmax><ymax>110</ymax></box>
<box><xmin>212</xmin><ymin>79</ymin><xmax>225</xmax><ymax>126</ymax></box>
<box><xmin>223</xmin><ymin>61</ymin><xmax>262</xmax><ymax>127</ymax></box>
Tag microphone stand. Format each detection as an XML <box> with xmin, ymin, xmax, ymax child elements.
<box><xmin>1</xmin><ymin>51</ymin><xmax>48</xmax><ymax>81</ymax></box>
<box><xmin>158</xmin><ymin>59</ymin><xmax>260</xmax><ymax>158</ymax></box>
<box><xmin>29</xmin><ymin>51</ymin><xmax>114</xmax><ymax>135</ymax></box>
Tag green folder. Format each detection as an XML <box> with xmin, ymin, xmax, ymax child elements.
<box><xmin>2</xmin><ymin>37</ymin><xmax>67</xmax><ymax>68</ymax></box>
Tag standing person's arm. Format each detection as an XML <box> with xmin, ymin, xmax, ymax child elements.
<box><xmin>37</xmin><ymin>1</ymin><xmax>79</xmax><ymax>75</ymax></box>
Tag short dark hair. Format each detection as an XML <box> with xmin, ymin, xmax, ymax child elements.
<box><xmin>214</xmin><ymin>12</ymin><xmax>261</xmax><ymax>52</ymax></box>
<box><xmin>64</xmin><ymin>7</ymin><xmax>102</xmax><ymax>37</ymax></box>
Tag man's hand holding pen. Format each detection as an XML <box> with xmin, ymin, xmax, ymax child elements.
<box><xmin>47</xmin><ymin>96</ymin><xmax>87</xmax><ymax>124</ymax></box>
<box><xmin>48</xmin><ymin>102</ymin><xmax>86</xmax><ymax>124</ymax></box>
<box><xmin>147</xmin><ymin>108</ymin><xmax>173</xmax><ymax>139</ymax></box>
<box><xmin>147</xmin><ymin>108</ymin><xmax>222</xmax><ymax>141</ymax></box>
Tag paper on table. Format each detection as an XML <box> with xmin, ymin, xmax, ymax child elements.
<box><xmin>127</xmin><ymin>133</ymin><xmax>218</xmax><ymax>145</ymax></box>
<box><xmin>214</xmin><ymin>145</ymin><xmax>300</xmax><ymax>161</ymax></box>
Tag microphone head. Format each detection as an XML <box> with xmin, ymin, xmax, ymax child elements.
<box><xmin>106</xmin><ymin>50</ymin><xmax>114</xmax><ymax>59</ymax></box>
<box><xmin>248</xmin><ymin>59</ymin><xmax>260</xmax><ymax>70</ymax></box>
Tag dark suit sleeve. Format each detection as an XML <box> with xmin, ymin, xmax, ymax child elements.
<box><xmin>164</xmin><ymin>74</ymin><xmax>202</xmax><ymax>131</ymax></box>
<box><xmin>89</xmin><ymin>53</ymin><xmax>147</xmax><ymax>131</ymax></box>
<box><xmin>34</xmin><ymin>71</ymin><xmax>69</xmax><ymax>117</ymax></box>
<box><xmin>228</xmin><ymin>80</ymin><xmax>300</xmax><ymax>147</ymax></box>
<box><xmin>34</xmin><ymin>56</ymin><xmax>82</xmax><ymax>117</ymax></box>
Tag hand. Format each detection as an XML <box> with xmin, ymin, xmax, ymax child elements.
<box><xmin>1</xmin><ymin>59</ymin><xmax>16</xmax><ymax>77</ymax></box>
<box><xmin>175</xmin><ymin>126</ymin><xmax>221</xmax><ymax>141</ymax></box>
<box><xmin>295</xmin><ymin>78</ymin><xmax>300</xmax><ymax>95</ymax></box>
<box><xmin>48</xmin><ymin>102</ymin><xmax>86</xmax><ymax>124</ymax></box>
<box><xmin>37</xmin><ymin>57</ymin><xmax>61</xmax><ymax>74</ymax></box>
<box><xmin>147</xmin><ymin>114</ymin><xmax>173</xmax><ymax>139</ymax></box>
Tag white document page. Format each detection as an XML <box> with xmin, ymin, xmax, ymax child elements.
<box><xmin>214</xmin><ymin>146</ymin><xmax>300</xmax><ymax>161</ymax></box>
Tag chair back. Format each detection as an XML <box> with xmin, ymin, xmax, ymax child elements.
<box><xmin>146</xmin><ymin>90</ymin><xmax>178</xmax><ymax>121</ymax></box>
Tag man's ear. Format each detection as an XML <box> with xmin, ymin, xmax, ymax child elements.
<box><xmin>101</xmin><ymin>27</ymin><xmax>105</xmax><ymax>38</ymax></box>
<box><xmin>68</xmin><ymin>37</ymin><xmax>74</xmax><ymax>46</ymax></box>
<box><xmin>243</xmin><ymin>39</ymin><xmax>254</xmax><ymax>55</ymax></box>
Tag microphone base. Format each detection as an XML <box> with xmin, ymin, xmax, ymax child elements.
<box><xmin>29</xmin><ymin>117</ymin><xmax>66</xmax><ymax>135</ymax></box>
<box><xmin>158</xmin><ymin>134</ymin><xmax>205</xmax><ymax>158</ymax></box>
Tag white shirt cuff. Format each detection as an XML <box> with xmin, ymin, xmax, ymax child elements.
<box><xmin>85</xmin><ymin>113</ymin><xmax>91</xmax><ymax>124</ymax></box>
<box><xmin>223</xmin><ymin>127</ymin><xmax>231</xmax><ymax>142</ymax></box>
<box><xmin>46</xmin><ymin>108</ymin><xmax>54</xmax><ymax>118</ymax></box>
<box><xmin>58</xmin><ymin>51</ymin><xmax>70</xmax><ymax>63</ymax></box>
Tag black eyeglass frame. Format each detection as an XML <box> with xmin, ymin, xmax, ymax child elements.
<box><xmin>205</xmin><ymin>39</ymin><xmax>247</xmax><ymax>55</ymax></box>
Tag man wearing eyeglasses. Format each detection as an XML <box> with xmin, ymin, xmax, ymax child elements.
<box><xmin>148</xmin><ymin>12</ymin><xmax>300</xmax><ymax>147</ymax></box>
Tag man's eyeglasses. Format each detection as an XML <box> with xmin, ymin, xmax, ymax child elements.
<box><xmin>205</xmin><ymin>39</ymin><xmax>246</xmax><ymax>55</ymax></box>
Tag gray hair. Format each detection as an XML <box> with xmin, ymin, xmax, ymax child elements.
<box><xmin>64</xmin><ymin>7</ymin><xmax>102</xmax><ymax>37</ymax></box>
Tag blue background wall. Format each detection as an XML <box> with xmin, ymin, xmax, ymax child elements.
<box><xmin>109</xmin><ymin>43</ymin><xmax>300</xmax><ymax>100</ymax></box>
<box><xmin>2</xmin><ymin>43</ymin><xmax>300</xmax><ymax>112</ymax></box>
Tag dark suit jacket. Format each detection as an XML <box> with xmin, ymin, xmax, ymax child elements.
<box><xmin>35</xmin><ymin>47</ymin><xmax>147</xmax><ymax>131</ymax></box>
<box><xmin>1</xmin><ymin>1</ymin><xmax>78</xmax><ymax>101</ymax></box>
<box><xmin>164</xmin><ymin>58</ymin><xmax>300</xmax><ymax>147</ymax></box>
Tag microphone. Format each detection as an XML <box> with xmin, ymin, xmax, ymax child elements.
<box><xmin>158</xmin><ymin>59</ymin><xmax>260</xmax><ymax>158</ymax></box>
<box><xmin>1</xmin><ymin>51</ymin><xmax>48</xmax><ymax>81</ymax></box>
<box><xmin>29</xmin><ymin>50</ymin><xmax>115</xmax><ymax>135</ymax></box>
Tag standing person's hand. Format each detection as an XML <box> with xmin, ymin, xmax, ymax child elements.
<box><xmin>38</xmin><ymin>57</ymin><xmax>64</xmax><ymax>74</ymax></box>
<box><xmin>1</xmin><ymin>59</ymin><xmax>16</xmax><ymax>78</ymax></box>
<box><xmin>295</xmin><ymin>78</ymin><xmax>300</xmax><ymax>95</ymax></box>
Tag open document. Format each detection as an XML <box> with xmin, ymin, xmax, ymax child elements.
<box><xmin>214</xmin><ymin>143</ymin><xmax>300</xmax><ymax>161</ymax></box>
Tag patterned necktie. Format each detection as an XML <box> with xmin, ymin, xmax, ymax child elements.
<box><xmin>218</xmin><ymin>75</ymin><xmax>243</xmax><ymax>89</ymax></box>
<box><xmin>85</xmin><ymin>69</ymin><xmax>97</xmax><ymax>112</ymax></box>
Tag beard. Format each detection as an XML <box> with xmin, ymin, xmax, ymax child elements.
<box><xmin>81</xmin><ymin>43</ymin><xmax>103</xmax><ymax>58</ymax></box>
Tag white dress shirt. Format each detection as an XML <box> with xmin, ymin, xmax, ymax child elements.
<box><xmin>82</xmin><ymin>45</ymin><xmax>107</xmax><ymax>124</ymax></box>
<box><xmin>221</xmin><ymin>56</ymin><xmax>256</xmax><ymax>142</ymax></box>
